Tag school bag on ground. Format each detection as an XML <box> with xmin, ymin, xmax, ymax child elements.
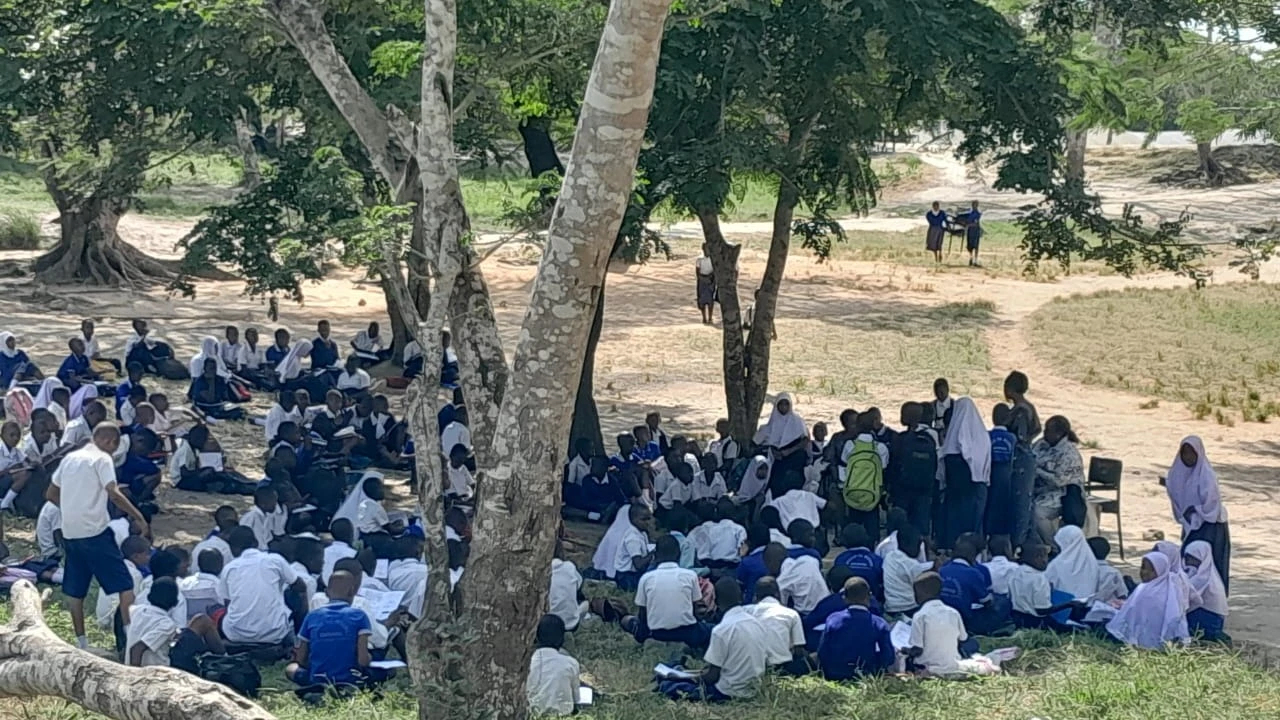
<box><xmin>156</xmin><ymin>357</ymin><xmax>191</xmax><ymax>381</ymax></box>
<box><xmin>896</xmin><ymin>429</ymin><xmax>938</xmax><ymax>495</ymax></box>
<box><xmin>198</xmin><ymin>653</ymin><xmax>262</xmax><ymax>697</ymax></box>
<box><xmin>843</xmin><ymin>439</ymin><xmax>883</xmax><ymax>512</ymax></box>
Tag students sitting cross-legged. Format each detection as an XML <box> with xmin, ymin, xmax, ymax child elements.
<box><xmin>659</xmin><ymin>578</ymin><xmax>769</xmax><ymax>703</ymax></box>
<box><xmin>287</xmin><ymin>569</ymin><xmax>384</xmax><ymax>689</ymax></box>
<box><xmin>611</xmin><ymin>504</ymin><xmax>655</xmax><ymax>591</ymax></box>
<box><xmin>527</xmin><ymin>614</ymin><xmax>583</xmax><ymax>717</ymax></box>
<box><xmin>747</xmin><ymin>577</ymin><xmax>809</xmax><ymax>675</ymax></box>
<box><xmin>766</xmin><ymin>536</ymin><xmax>826</xmax><ymax>615</ymax></box>
<box><xmin>1008</xmin><ymin>543</ymin><xmax>1081</xmax><ymax>630</ymax></box>
<box><xmin>882</xmin><ymin>524</ymin><xmax>934</xmax><ymax>616</ymax></box>
<box><xmin>939</xmin><ymin>534</ymin><xmax>1010</xmax><ymax>636</ymax></box>
<box><xmin>126</xmin><ymin>577</ymin><xmax>226</xmax><ymax>671</ymax></box>
<box><xmin>906</xmin><ymin>572</ymin><xmax>995</xmax><ymax>678</ymax></box>
<box><xmin>1105</xmin><ymin>552</ymin><xmax>1191</xmax><ymax>649</ymax></box>
<box><xmin>817</xmin><ymin>577</ymin><xmax>895</xmax><ymax>681</ymax></box>
<box><xmin>1184</xmin><ymin>541</ymin><xmax>1229</xmax><ymax>643</ymax></box>
<box><xmin>621</xmin><ymin>536</ymin><xmax>710</xmax><ymax>648</ymax></box>
<box><xmin>219</xmin><ymin>526</ymin><xmax>307</xmax><ymax>648</ymax></box>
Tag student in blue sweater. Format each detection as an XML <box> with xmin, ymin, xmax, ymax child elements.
<box><xmin>834</xmin><ymin>524</ymin><xmax>884</xmax><ymax>602</ymax></box>
<box><xmin>986</xmin><ymin>404</ymin><xmax>1017</xmax><ymax>537</ymax></box>
<box><xmin>817</xmin><ymin>577</ymin><xmax>895</xmax><ymax>681</ymax></box>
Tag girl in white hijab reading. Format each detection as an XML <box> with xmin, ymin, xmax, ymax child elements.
<box><xmin>1184</xmin><ymin>540</ymin><xmax>1229</xmax><ymax>642</ymax></box>
<box><xmin>1165</xmin><ymin>436</ymin><xmax>1230</xmax><ymax>593</ymax></box>
<box><xmin>1044</xmin><ymin>525</ymin><xmax>1099</xmax><ymax>600</ymax></box>
<box><xmin>939</xmin><ymin>396</ymin><xmax>990</xmax><ymax>549</ymax></box>
<box><xmin>1105</xmin><ymin>552</ymin><xmax>1189</xmax><ymax>649</ymax></box>
<box><xmin>753</xmin><ymin>392</ymin><xmax>808</xmax><ymax>477</ymax></box>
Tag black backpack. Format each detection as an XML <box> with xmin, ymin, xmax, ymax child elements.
<box><xmin>896</xmin><ymin>429</ymin><xmax>938</xmax><ymax>495</ymax></box>
<box><xmin>199</xmin><ymin>653</ymin><xmax>262</xmax><ymax>697</ymax></box>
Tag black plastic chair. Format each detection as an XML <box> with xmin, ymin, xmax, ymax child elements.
<box><xmin>1086</xmin><ymin>457</ymin><xmax>1125</xmax><ymax>560</ymax></box>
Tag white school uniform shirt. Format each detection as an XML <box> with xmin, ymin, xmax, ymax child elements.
<box><xmin>83</xmin><ymin>333</ymin><xmax>101</xmax><ymax>360</ymax></box>
<box><xmin>770</xmin><ymin>489</ymin><xmax>827</xmax><ymax>529</ymax></box>
<box><xmin>388</xmin><ymin>558</ymin><xmax>429</xmax><ymax>619</ymax></box>
<box><xmin>36</xmin><ymin>501</ymin><xmax>62</xmax><ymax>559</ymax></box>
<box><xmin>635</xmin><ymin>562</ymin><xmax>700</xmax><ymax>630</ymax></box>
<box><xmin>218</xmin><ymin>341</ymin><xmax>242</xmax><ymax>370</ymax></box>
<box><xmin>125</xmin><ymin>603</ymin><xmax>180</xmax><ymax>667</ymax></box>
<box><xmin>22</xmin><ymin>432</ymin><xmax>58</xmax><ymax>466</ymax></box>
<box><xmin>777</xmin><ymin>555</ymin><xmax>826</xmax><ymax>613</ymax></box>
<box><xmin>883</xmin><ymin>549</ymin><xmax>934</xmax><ymax>613</ymax></box>
<box><xmin>403</xmin><ymin>340</ymin><xmax>422</xmax><ymax>364</ymax></box>
<box><xmin>263</xmin><ymin>403</ymin><xmax>302</xmax><ymax>443</ymax></box>
<box><xmin>769</xmin><ymin>528</ymin><xmax>792</xmax><ymax>546</ymax></box>
<box><xmin>527</xmin><ymin>647</ymin><xmax>581</xmax><ymax>717</ymax></box>
<box><xmin>192</xmin><ymin>533</ymin><xmax>234</xmax><ymax>567</ymax></box>
<box><xmin>322</xmin><ymin>540</ymin><xmax>358</xmax><ymax>584</ymax></box>
<box><xmin>709</xmin><ymin>436</ymin><xmax>739</xmax><ymax>467</ymax></box>
<box><xmin>96</xmin><ymin>559</ymin><xmax>143</xmax><ymax>628</ymax></box>
<box><xmin>292</xmin><ymin>562</ymin><xmax>318</xmax><ymax>601</ymax></box>
<box><xmin>48</xmin><ymin>403</ymin><xmax>67</xmax><ymax>434</ymax></box>
<box><xmin>0</xmin><ymin>441</ymin><xmax>23</xmax><ymax>472</ymax></box>
<box><xmin>691</xmin><ymin>471</ymin><xmax>727</xmax><ymax>502</ymax></box>
<box><xmin>120</xmin><ymin>400</ymin><xmax>137</xmax><ymax>425</ymax></box>
<box><xmin>690</xmin><ymin>520</ymin><xmax>747</xmax><ymax>563</ymax></box>
<box><xmin>659</xmin><ymin>479</ymin><xmax>694</xmax><ymax>509</ymax></box>
<box><xmin>237</xmin><ymin>342</ymin><xmax>266</xmax><ymax>370</ymax></box>
<box><xmin>337</xmin><ymin>369</ymin><xmax>372</xmax><ymax>391</ymax></box>
<box><xmin>240</xmin><ymin>505</ymin><xmax>287</xmax><ymax>550</ymax></box>
<box><xmin>611</xmin><ymin>525</ymin><xmax>651</xmax><ymax>575</ymax></box>
<box><xmin>218</xmin><ymin>549</ymin><xmax>299</xmax><ymax>644</ymax></box>
<box><xmin>563</xmin><ymin>456</ymin><xmax>590</xmax><ymax>486</ymax></box>
<box><xmin>549</xmin><ymin>559</ymin><xmax>584</xmax><ymax>631</ymax></box>
<box><xmin>876</xmin><ymin>530</ymin><xmax>927</xmax><ymax>563</ymax></box>
<box><xmin>982</xmin><ymin>556</ymin><xmax>1019</xmax><ymax>596</ymax></box>
<box><xmin>52</xmin><ymin>443</ymin><xmax>117</xmax><ymax>540</ymax></box>
<box><xmin>909</xmin><ymin>599</ymin><xmax>968</xmax><ymax>677</ymax></box>
<box><xmin>440</xmin><ymin>421</ymin><xmax>471</xmax><ymax>454</ymax></box>
<box><xmin>179</xmin><ymin>572</ymin><xmax>227</xmax><ymax>619</ymax></box>
<box><xmin>59</xmin><ymin>417</ymin><xmax>93</xmax><ymax>449</ymax></box>
<box><xmin>1095</xmin><ymin>561</ymin><xmax>1129</xmax><ymax>603</ymax></box>
<box><xmin>745</xmin><ymin>596</ymin><xmax>806</xmax><ymax>664</ymax></box>
<box><xmin>107</xmin><ymin>517</ymin><xmax>130</xmax><ymax>547</ymax></box>
<box><xmin>135</xmin><ymin>575</ymin><xmax>188</xmax><ymax>626</ymax></box>
<box><xmin>1009</xmin><ymin>564</ymin><xmax>1052</xmax><ymax>615</ymax></box>
<box><xmin>704</xmin><ymin>606</ymin><xmax>770</xmax><ymax>699</ymax></box>
<box><xmin>447</xmin><ymin>463</ymin><xmax>474</xmax><ymax>499</ymax></box>
<box><xmin>356</xmin><ymin>498</ymin><xmax>390</xmax><ymax>534</ymax></box>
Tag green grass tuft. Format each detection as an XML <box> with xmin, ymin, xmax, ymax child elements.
<box><xmin>0</xmin><ymin>211</ymin><xmax>44</xmax><ymax>249</ymax></box>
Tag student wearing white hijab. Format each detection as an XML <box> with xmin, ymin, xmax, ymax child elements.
<box><xmin>189</xmin><ymin>336</ymin><xmax>232</xmax><ymax>379</ymax></box>
<box><xmin>1153</xmin><ymin>540</ymin><xmax>1200</xmax><ymax>609</ymax></box>
<box><xmin>1165</xmin><ymin>436</ymin><xmax>1230</xmax><ymax>593</ymax></box>
<box><xmin>1044</xmin><ymin>525</ymin><xmax>1099</xmax><ymax>600</ymax></box>
<box><xmin>332</xmin><ymin>470</ymin><xmax>382</xmax><ymax>530</ymax></box>
<box><xmin>1183</xmin><ymin>540</ymin><xmax>1229</xmax><ymax>641</ymax></box>
<box><xmin>591</xmin><ymin>505</ymin><xmax>636</xmax><ymax>579</ymax></box>
<box><xmin>733</xmin><ymin>455</ymin><xmax>771</xmax><ymax>506</ymax></box>
<box><xmin>1105</xmin><ymin>552</ymin><xmax>1189</xmax><ymax>649</ymax></box>
<box><xmin>939</xmin><ymin>396</ymin><xmax>990</xmax><ymax>549</ymax></box>
<box><xmin>753</xmin><ymin>393</ymin><xmax>808</xmax><ymax>478</ymax></box>
<box><xmin>275</xmin><ymin>340</ymin><xmax>313</xmax><ymax>385</ymax></box>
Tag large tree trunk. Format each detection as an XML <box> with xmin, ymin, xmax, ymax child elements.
<box><xmin>568</xmin><ymin>285</ymin><xmax>605</xmax><ymax>456</ymax></box>
<box><xmin>33</xmin><ymin>198</ymin><xmax>171</xmax><ymax>286</ymax></box>
<box><xmin>448</xmin><ymin>258</ymin><xmax>508</xmax><ymax>458</ymax></box>
<box><xmin>1066</xmin><ymin>127</ymin><xmax>1087</xmax><ymax>182</ymax></box>
<box><xmin>455</xmin><ymin>0</ymin><xmax>670</xmax><ymax>716</ymax></box>
<box><xmin>1197</xmin><ymin>141</ymin><xmax>1223</xmax><ymax>184</ymax></box>
<box><xmin>0</xmin><ymin>581</ymin><xmax>273</xmax><ymax>720</ymax></box>
<box><xmin>698</xmin><ymin>209</ymin><xmax>751</xmax><ymax>440</ymax></box>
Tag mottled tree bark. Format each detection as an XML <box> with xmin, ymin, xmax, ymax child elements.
<box><xmin>1066</xmin><ymin>127</ymin><xmax>1087</xmax><ymax>182</ymax></box>
<box><xmin>0</xmin><ymin>581</ymin><xmax>274</xmax><ymax>720</ymax></box>
<box><xmin>698</xmin><ymin>209</ymin><xmax>750</xmax><ymax>440</ymax></box>
<box><xmin>34</xmin><ymin>195</ymin><xmax>171</xmax><ymax>286</ymax></box>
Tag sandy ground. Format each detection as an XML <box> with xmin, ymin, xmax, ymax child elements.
<box><xmin>3</xmin><ymin>144</ymin><xmax>1279</xmax><ymax>650</ymax></box>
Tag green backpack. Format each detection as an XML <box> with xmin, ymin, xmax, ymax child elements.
<box><xmin>843</xmin><ymin>439</ymin><xmax>883</xmax><ymax>512</ymax></box>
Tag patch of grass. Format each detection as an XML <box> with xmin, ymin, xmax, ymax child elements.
<box><xmin>0</xmin><ymin>211</ymin><xmax>44</xmax><ymax>249</ymax></box>
<box><xmin>1029</xmin><ymin>284</ymin><xmax>1280</xmax><ymax>422</ymax></box>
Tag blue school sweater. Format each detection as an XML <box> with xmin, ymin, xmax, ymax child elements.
<box><xmin>310</xmin><ymin>337</ymin><xmax>339</xmax><ymax>369</ymax></box>
<box><xmin>939</xmin><ymin>559</ymin><xmax>990</xmax><ymax>621</ymax></box>
<box><xmin>989</xmin><ymin>426</ymin><xmax>1016</xmax><ymax>465</ymax></box>
<box><xmin>57</xmin><ymin>353</ymin><xmax>94</xmax><ymax>386</ymax></box>
<box><xmin>834</xmin><ymin>547</ymin><xmax>884</xmax><ymax>600</ymax></box>
<box><xmin>817</xmin><ymin>607</ymin><xmax>895</xmax><ymax>680</ymax></box>
<box><xmin>265</xmin><ymin>344</ymin><xmax>289</xmax><ymax>367</ymax></box>
<box><xmin>0</xmin><ymin>351</ymin><xmax>31</xmax><ymax>386</ymax></box>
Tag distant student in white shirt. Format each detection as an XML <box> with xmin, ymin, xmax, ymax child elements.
<box><xmin>218</xmin><ymin>526</ymin><xmax>307</xmax><ymax>645</ymax></box>
<box><xmin>355</xmin><ymin>474</ymin><xmax>393</xmax><ymax>536</ymax></box>
<box><xmin>126</xmin><ymin>577</ymin><xmax>226</xmax><ymax>669</ymax></box>
<box><xmin>906</xmin><ymin>572</ymin><xmax>993</xmax><ymax>677</ymax></box>
<box><xmin>747</xmin><ymin>577</ymin><xmax>809</xmax><ymax>674</ymax></box>
<box><xmin>240</xmin><ymin>486</ymin><xmax>287</xmax><ymax>550</ymax></box>
<box><xmin>611</xmin><ymin>504</ymin><xmax>655</xmax><ymax>591</ymax></box>
<box><xmin>386</xmin><ymin>536</ymin><xmax>429</xmax><ymax>620</ymax></box>
<box><xmin>35</xmin><ymin>500</ymin><xmax>63</xmax><ymax>560</ymax></box>
<box><xmin>1009</xmin><ymin>543</ymin><xmax>1078</xmax><ymax>629</ymax></box>
<box><xmin>549</xmin><ymin>541</ymin><xmax>585</xmax><ymax>631</ymax></box>
<box><xmin>59</xmin><ymin>400</ymin><xmax>107</xmax><ymax>450</ymax></box>
<box><xmin>563</xmin><ymin>439</ymin><xmax>592</xmax><ymax>487</ymax></box>
<box><xmin>661</xmin><ymin>578</ymin><xmax>769</xmax><ymax>702</ymax></box>
<box><xmin>707</xmin><ymin>419</ymin><xmax>739</xmax><ymax>473</ymax></box>
<box><xmin>982</xmin><ymin>535</ymin><xmax>1019</xmax><ymax>596</ymax></box>
<box><xmin>688</xmin><ymin>498</ymin><xmax>747</xmax><ymax>568</ymax></box>
<box><xmin>692</xmin><ymin>453</ymin><xmax>728</xmax><ymax>502</ymax></box>
<box><xmin>180</xmin><ymin>550</ymin><xmax>228</xmax><ymax>620</ymax></box>
<box><xmin>440</xmin><ymin>407</ymin><xmax>471</xmax><ymax>455</ymax></box>
<box><xmin>769</xmin><ymin>483</ymin><xmax>827</xmax><ymax>531</ymax></box>
<box><xmin>446</xmin><ymin>443</ymin><xmax>475</xmax><ymax>501</ymax></box>
<box><xmin>192</xmin><ymin>505</ymin><xmax>239</xmax><ymax>567</ymax></box>
<box><xmin>527</xmin><ymin>614</ymin><xmax>583</xmax><ymax>717</ymax></box>
<box><xmin>765</xmin><ymin>541</ymin><xmax>826</xmax><ymax>614</ymax></box>
<box><xmin>1088</xmin><ymin>536</ymin><xmax>1129</xmax><ymax>604</ymax></box>
<box><xmin>622</xmin><ymin>536</ymin><xmax>709</xmax><ymax>647</ymax></box>
<box><xmin>95</xmin><ymin>535</ymin><xmax>149</xmax><ymax>632</ymax></box>
<box><xmin>883</xmin><ymin>525</ymin><xmax>934</xmax><ymax>614</ymax></box>
<box><xmin>336</xmin><ymin>355</ymin><xmax>373</xmax><ymax>397</ymax></box>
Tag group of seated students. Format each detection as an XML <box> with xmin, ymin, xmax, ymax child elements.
<box><xmin>3</xmin><ymin>315</ymin><xmax>481</xmax><ymax>692</ymax></box>
<box><xmin>527</xmin><ymin>373</ymin><xmax>1230</xmax><ymax>711</ymax></box>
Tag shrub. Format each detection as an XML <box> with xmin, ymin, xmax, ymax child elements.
<box><xmin>0</xmin><ymin>212</ymin><xmax>42</xmax><ymax>249</ymax></box>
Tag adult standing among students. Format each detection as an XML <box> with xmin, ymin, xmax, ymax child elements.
<box><xmin>48</xmin><ymin>422</ymin><xmax>149</xmax><ymax>650</ymax></box>
<box><xmin>1004</xmin><ymin>371</ymin><xmax>1041</xmax><ymax>547</ymax></box>
<box><xmin>924</xmin><ymin>202</ymin><xmax>947</xmax><ymax>263</ymax></box>
<box><xmin>1165</xmin><ymin>436</ymin><xmax>1231</xmax><ymax>593</ymax></box>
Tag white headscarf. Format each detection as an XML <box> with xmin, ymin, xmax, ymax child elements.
<box><xmin>0</xmin><ymin>332</ymin><xmax>17</xmax><ymax>358</ymax></box>
<box><xmin>1164</xmin><ymin>436</ymin><xmax>1227</xmax><ymax>531</ymax></box>
<box><xmin>1154</xmin><ymin>540</ymin><xmax>1200</xmax><ymax>607</ymax></box>
<box><xmin>735</xmin><ymin>455</ymin><xmax>772</xmax><ymax>503</ymax></box>
<box><xmin>754</xmin><ymin>393</ymin><xmax>807</xmax><ymax>448</ymax></box>
<box><xmin>1105</xmin><ymin>552</ymin><xmax>1190</xmax><ymax>649</ymax></box>
<box><xmin>333</xmin><ymin>470</ymin><xmax>382</xmax><ymax>529</ymax></box>
<box><xmin>69</xmin><ymin>384</ymin><xmax>98</xmax><ymax>420</ymax></box>
<box><xmin>592</xmin><ymin>505</ymin><xmax>635</xmax><ymax>578</ymax></box>
<box><xmin>1045</xmin><ymin>525</ymin><xmax>1099</xmax><ymax>599</ymax></box>
<box><xmin>190</xmin><ymin>336</ymin><xmax>231</xmax><ymax>379</ymax></box>
<box><xmin>276</xmin><ymin>340</ymin><xmax>313</xmax><ymax>382</ymax></box>
<box><xmin>1184</xmin><ymin>540</ymin><xmax>1229</xmax><ymax>616</ymax></box>
<box><xmin>33</xmin><ymin>378</ymin><xmax>64</xmax><ymax>410</ymax></box>
<box><xmin>939</xmin><ymin>396</ymin><xmax>991</xmax><ymax>484</ymax></box>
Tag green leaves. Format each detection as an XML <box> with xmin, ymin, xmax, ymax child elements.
<box><xmin>1176</xmin><ymin>97</ymin><xmax>1233</xmax><ymax>144</ymax></box>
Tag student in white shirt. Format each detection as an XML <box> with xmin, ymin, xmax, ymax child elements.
<box><xmin>22</xmin><ymin>415</ymin><xmax>61</xmax><ymax>469</ymax></box>
<box><xmin>883</xmin><ymin>525</ymin><xmax>935</xmax><ymax>614</ymax></box>
<box><xmin>52</xmin><ymin>423</ymin><xmax>149</xmax><ymax>650</ymax></box>
<box><xmin>663</xmin><ymin>578</ymin><xmax>768</xmax><ymax>702</ymax></box>
<box><xmin>126</xmin><ymin>577</ymin><xmax>226</xmax><ymax>668</ymax></box>
<box><xmin>337</xmin><ymin>355</ymin><xmax>373</xmax><ymax>395</ymax></box>
<box><xmin>264</xmin><ymin>391</ymin><xmax>303</xmax><ymax>443</ymax></box>
<box><xmin>688</xmin><ymin>499</ymin><xmax>747</xmax><ymax>567</ymax></box>
<box><xmin>387</xmin><ymin>536</ymin><xmax>430</xmax><ymax>619</ymax></box>
<box><xmin>563</xmin><ymin>441</ymin><xmax>591</xmax><ymax>488</ymax></box>
<box><xmin>59</xmin><ymin>401</ymin><xmax>108</xmax><ymax>449</ymax></box>
<box><xmin>769</xmin><ymin>485</ymin><xmax>827</xmax><ymax>530</ymax></box>
<box><xmin>133</xmin><ymin>549</ymin><xmax>189</xmax><ymax>626</ymax></box>
<box><xmin>549</xmin><ymin>542</ymin><xmax>585</xmax><ymax>631</ymax></box>
<box><xmin>0</xmin><ymin>421</ymin><xmax>32</xmax><ymax>513</ymax></box>
<box><xmin>181</xmin><ymin>549</ymin><xmax>229</xmax><ymax>620</ymax></box>
<box><xmin>611</xmin><ymin>504</ymin><xmax>655</xmax><ymax>591</ymax></box>
<box><xmin>1008</xmin><ymin>543</ymin><xmax>1077</xmax><ymax>629</ymax></box>
<box><xmin>440</xmin><ymin>407</ymin><xmax>472</xmax><ymax>455</ymax></box>
<box><xmin>659</xmin><ymin>459</ymin><xmax>696</xmax><ymax>510</ymax></box>
<box><xmin>623</xmin><ymin>536</ymin><xmax>708</xmax><ymax>647</ymax></box>
<box><xmin>691</xmin><ymin>453</ymin><xmax>728</xmax><ymax>501</ymax></box>
<box><xmin>323</xmin><ymin>519</ymin><xmax>360</xmax><ymax>584</ymax></box>
<box><xmin>765</xmin><ymin>542</ymin><xmax>826</xmax><ymax>614</ymax></box>
<box><xmin>527</xmin><ymin>614</ymin><xmax>582</xmax><ymax>717</ymax></box>
<box><xmin>982</xmin><ymin>535</ymin><xmax>1019</xmax><ymax>596</ymax></box>
<box><xmin>218</xmin><ymin>526</ymin><xmax>307</xmax><ymax>645</ymax></box>
<box><xmin>907</xmin><ymin>572</ymin><xmax>993</xmax><ymax>677</ymax></box>
<box><xmin>446</xmin><ymin>444</ymin><xmax>475</xmax><ymax>500</ymax></box>
<box><xmin>95</xmin><ymin>535</ymin><xmax>149</xmax><ymax>630</ymax></box>
<box><xmin>35</xmin><ymin>500</ymin><xmax>63</xmax><ymax>559</ymax></box>
<box><xmin>240</xmin><ymin>486</ymin><xmax>287</xmax><ymax>550</ymax></box>
<box><xmin>355</xmin><ymin>474</ymin><xmax>392</xmax><ymax>535</ymax></box>
<box><xmin>746</xmin><ymin>577</ymin><xmax>808</xmax><ymax>674</ymax></box>
<box><xmin>1087</xmin><ymin>536</ymin><xmax>1129</xmax><ymax>604</ymax></box>
<box><xmin>708</xmin><ymin>419</ymin><xmax>740</xmax><ymax>472</ymax></box>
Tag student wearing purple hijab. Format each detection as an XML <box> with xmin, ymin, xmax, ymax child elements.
<box><xmin>1164</xmin><ymin>436</ymin><xmax>1230</xmax><ymax>593</ymax></box>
